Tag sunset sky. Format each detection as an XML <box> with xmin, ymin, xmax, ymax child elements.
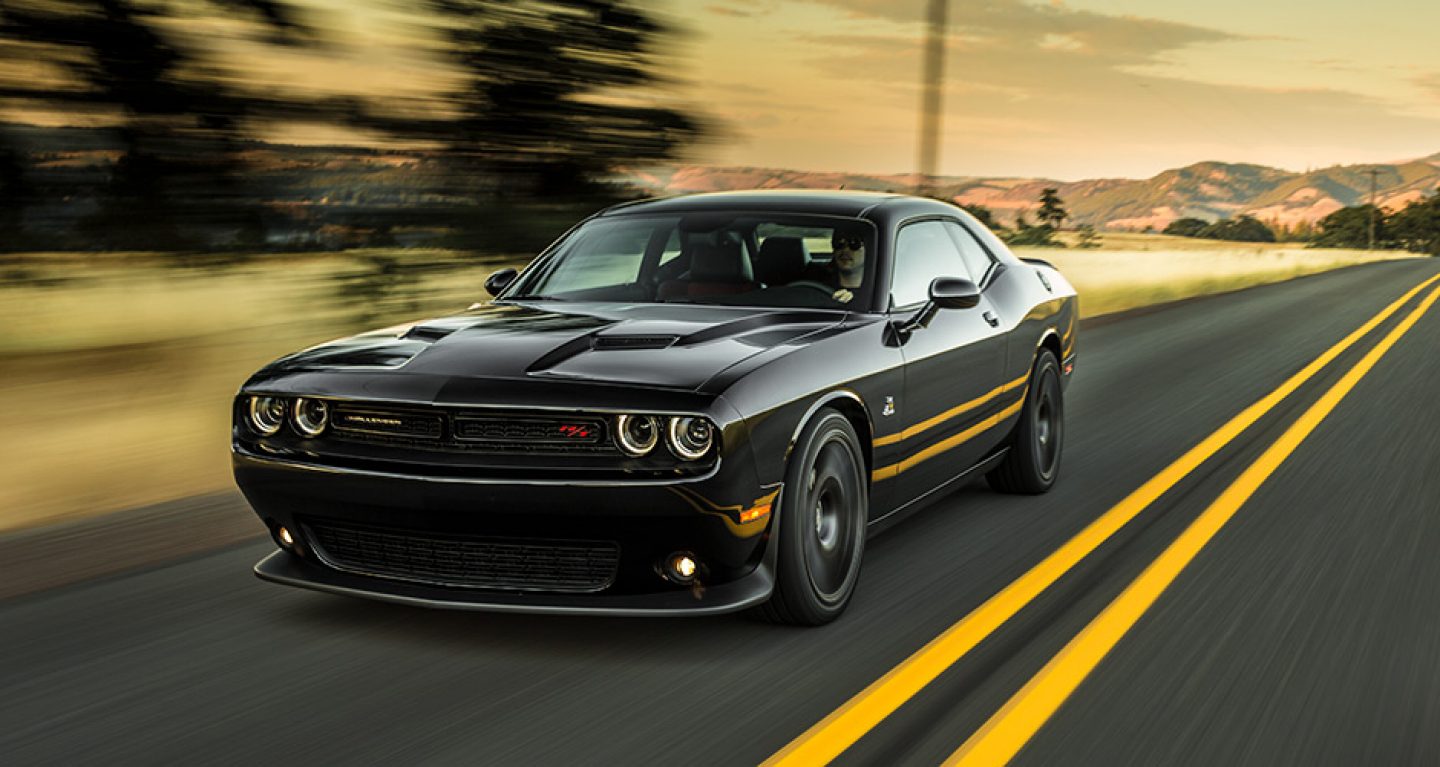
<box><xmin>141</xmin><ymin>0</ymin><xmax>1440</xmax><ymax>181</ymax></box>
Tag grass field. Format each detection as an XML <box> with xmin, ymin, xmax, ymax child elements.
<box><xmin>0</xmin><ymin>237</ymin><xmax>1421</xmax><ymax>532</ymax></box>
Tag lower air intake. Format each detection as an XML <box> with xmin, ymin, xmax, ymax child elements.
<box><xmin>304</xmin><ymin>521</ymin><xmax>620</xmax><ymax>593</ymax></box>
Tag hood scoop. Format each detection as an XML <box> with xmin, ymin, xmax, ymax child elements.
<box><xmin>400</xmin><ymin>324</ymin><xmax>459</xmax><ymax>343</ymax></box>
<box><xmin>591</xmin><ymin>334</ymin><xmax>679</xmax><ymax>350</ymax></box>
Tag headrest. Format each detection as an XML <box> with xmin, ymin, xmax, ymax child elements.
<box><xmin>688</xmin><ymin>239</ymin><xmax>752</xmax><ymax>282</ymax></box>
<box><xmin>756</xmin><ymin>236</ymin><xmax>811</xmax><ymax>285</ymax></box>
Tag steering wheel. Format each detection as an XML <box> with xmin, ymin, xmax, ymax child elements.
<box><xmin>786</xmin><ymin>280</ymin><xmax>838</xmax><ymax>296</ymax></box>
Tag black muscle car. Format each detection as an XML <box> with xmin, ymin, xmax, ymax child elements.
<box><xmin>234</xmin><ymin>191</ymin><xmax>1078</xmax><ymax>624</ymax></box>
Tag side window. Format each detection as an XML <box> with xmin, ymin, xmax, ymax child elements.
<box><xmin>944</xmin><ymin>221</ymin><xmax>996</xmax><ymax>285</ymax></box>
<box><xmin>891</xmin><ymin>220</ymin><xmax>971</xmax><ymax>308</ymax></box>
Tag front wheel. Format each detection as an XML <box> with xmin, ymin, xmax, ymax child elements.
<box><xmin>987</xmin><ymin>349</ymin><xmax>1064</xmax><ymax>494</ymax></box>
<box><xmin>754</xmin><ymin>410</ymin><xmax>867</xmax><ymax>626</ymax></box>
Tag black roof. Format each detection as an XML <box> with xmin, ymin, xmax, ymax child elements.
<box><xmin>600</xmin><ymin>190</ymin><xmax>912</xmax><ymax>219</ymax></box>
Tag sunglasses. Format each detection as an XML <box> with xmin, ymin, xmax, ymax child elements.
<box><xmin>831</xmin><ymin>235</ymin><xmax>865</xmax><ymax>251</ymax></box>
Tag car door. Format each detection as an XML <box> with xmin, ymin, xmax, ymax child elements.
<box><xmin>888</xmin><ymin>218</ymin><xmax>1009</xmax><ymax>507</ymax></box>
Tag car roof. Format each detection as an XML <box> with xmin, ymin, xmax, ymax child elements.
<box><xmin>598</xmin><ymin>190</ymin><xmax>910</xmax><ymax>219</ymax></box>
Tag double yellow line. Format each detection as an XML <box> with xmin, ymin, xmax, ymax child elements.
<box><xmin>765</xmin><ymin>271</ymin><xmax>1440</xmax><ymax>767</ymax></box>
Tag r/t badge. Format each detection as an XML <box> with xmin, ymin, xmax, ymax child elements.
<box><xmin>882</xmin><ymin>396</ymin><xmax>896</xmax><ymax>417</ymax></box>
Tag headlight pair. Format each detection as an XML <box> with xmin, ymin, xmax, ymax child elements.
<box><xmin>614</xmin><ymin>414</ymin><xmax>715</xmax><ymax>460</ymax></box>
<box><xmin>247</xmin><ymin>396</ymin><xmax>329</xmax><ymax>437</ymax></box>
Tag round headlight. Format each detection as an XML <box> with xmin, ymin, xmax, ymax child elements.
<box><xmin>292</xmin><ymin>398</ymin><xmax>329</xmax><ymax>437</ymax></box>
<box><xmin>614</xmin><ymin>414</ymin><xmax>660</xmax><ymax>457</ymax></box>
<box><xmin>667</xmin><ymin>416</ymin><xmax>714</xmax><ymax>461</ymax></box>
<box><xmin>248</xmin><ymin>396</ymin><xmax>287</xmax><ymax>436</ymax></box>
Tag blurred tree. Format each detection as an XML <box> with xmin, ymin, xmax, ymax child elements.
<box><xmin>1162</xmin><ymin>217</ymin><xmax>1209</xmax><ymax>238</ymax></box>
<box><xmin>1388</xmin><ymin>188</ymin><xmax>1440</xmax><ymax>255</ymax></box>
<box><xmin>0</xmin><ymin>135</ymin><xmax>28</xmax><ymax>251</ymax></box>
<box><xmin>0</xmin><ymin>0</ymin><xmax>326</xmax><ymax>251</ymax></box>
<box><xmin>425</xmin><ymin>0</ymin><xmax>706</xmax><ymax>197</ymax></box>
<box><xmin>958</xmin><ymin>203</ymin><xmax>1000</xmax><ymax>230</ymax></box>
<box><xmin>1003</xmin><ymin>212</ymin><xmax>1063</xmax><ymax>248</ymax></box>
<box><xmin>1312</xmin><ymin>205</ymin><xmax>1386</xmax><ymax>249</ymax></box>
<box><xmin>1198</xmin><ymin>215</ymin><xmax>1275</xmax><ymax>243</ymax></box>
<box><xmin>1074</xmin><ymin>223</ymin><xmax>1101</xmax><ymax>248</ymax></box>
<box><xmin>1036</xmin><ymin>188</ymin><xmax>1068</xmax><ymax>229</ymax></box>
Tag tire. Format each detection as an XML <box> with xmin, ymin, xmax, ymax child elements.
<box><xmin>754</xmin><ymin>409</ymin><xmax>867</xmax><ymax>626</ymax></box>
<box><xmin>987</xmin><ymin>348</ymin><xmax>1064</xmax><ymax>495</ymax></box>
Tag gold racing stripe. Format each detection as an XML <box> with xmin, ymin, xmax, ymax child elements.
<box><xmin>871</xmin><ymin>389</ymin><xmax>1027</xmax><ymax>482</ymax></box>
<box><xmin>874</xmin><ymin>373</ymin><xmax>1029</xmax><ymax>448</ymax></box>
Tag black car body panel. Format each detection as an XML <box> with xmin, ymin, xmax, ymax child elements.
<box><xmin>234</xmin><ymin>191</ymin><xmax>1078</xmax><ymax>614</ymax></box>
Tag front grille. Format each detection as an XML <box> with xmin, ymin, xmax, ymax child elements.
<box><xmin>454</xmin><ymin>415</ymin><xmax>605</xmax><ymax>445</ymax></box>
<box><xmin>327</xmin><ymin>404</ymin><xmax>618</xmax><ymax>455</ymax></box>
<box><xmin>304</xmin><ymin>521</ymin><xmax>620</xmax><ymax>593</ymax></box>
<box><xmin>332</xmin><ymin>405</ymin><xmax>443</xmax><ymax>440</ymax></box>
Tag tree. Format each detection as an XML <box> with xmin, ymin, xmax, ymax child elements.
<box><xmin>425</xmin><ymin>0</ymin><xmax>706</xmax><ymax>197</ymax></box>
<box><xmin>1198</xmin><ymin>215</ymin><xmax>1275</xmax><ymax>243</ymax></box>
<box><xmin>1036</xmin><ymin>187</ymin><xmax>1068</xmax><ymax>229</ymax></box>
<box><xmin>1163</xmin><ymin>217</ymin><xmax>1209</xmax><ymax>238</ymax></box>
<box><xmin>0</xmin><ymin>135</ymin><xmax>28</xmax><ymax>251</ymax></box>
<box><xmin>0</xmin><ymin>0</ymin><xmax>332</xmax><ymax>250</ymax></box>
<box><xmin>958</xmin><ymin>203</ymin><xmax>999</xmax><ymax>230</ymax></box>
<box><xmin>1388</xmin><ymin>189</ymin><xmax>1440</xmax><ymax>255</ymax></box>
<box><xmin>1312</xmin><ymin>205</ymin><xmax>1385</xmax><ymax>249</ymax></box>
<box><xmin>1074</xmin><ymin>224</ymin><xmax>1101</xmax><ymax>248</ymax></box>
<box><xmin>1003</xmin><ymin>212</ymin><xmax>1063</xmax><ymax>248</ymax></box>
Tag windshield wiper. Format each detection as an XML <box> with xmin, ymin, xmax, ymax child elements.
<box><xmin>500</xmin><ymin>294</ymin><xmax>564</xmax><ymax>302</ymax></box>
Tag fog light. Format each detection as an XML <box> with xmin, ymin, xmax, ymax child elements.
<box><xmin>663</xmin><ymin>551</ymin><xmax>699</xmax><ymax>584</ymax></box>
<box><xmin>278</xmin><ymin>526</ymin><xmax>295</xmax><ymax>547</ymax></box>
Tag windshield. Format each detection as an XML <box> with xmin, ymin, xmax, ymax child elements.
<box><xmin>502</xmin><ymin>213</ymin><xmax>879</xmax><ymax>310</ymax></box>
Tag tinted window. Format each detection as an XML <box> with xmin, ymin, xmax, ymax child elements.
<box><xmin>945</xmin><ymin>221</ymin><xmax>995</xmax><ymax>284</ymax></box>
<box><xmin>891</xmin><ymin>221</ymin><xmax>971</xmax><ymax>308</ymax></box>
<box><xmin>506</xmin><ymin>214</ymin><xmax>878</xmax><ymax>310</ymax></box>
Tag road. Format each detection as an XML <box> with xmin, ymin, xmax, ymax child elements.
<box><xmin>4</xmin><ymin>259</ymin><xmax>1440</xmax><ymax>766</ymax></box>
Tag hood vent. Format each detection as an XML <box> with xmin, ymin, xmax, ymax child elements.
<box><xmin>400</xmin><ymin>325</ymin><xmax>457</xmax><ymax>343</ymax></box>
<box><xmin>591</xmin><ymin>334</ymin><xmax>680</xmax><ymax>350</ymax></box>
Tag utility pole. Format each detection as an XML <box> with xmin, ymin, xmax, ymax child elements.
<box><xmin>1367</xmin><ymin>167</ymin><xmax>1380</xmax><ymax>250</ymax></box>
<box><xmin>916</xmin><ymin>0</ymin><xmax>948</xmax><ymax>197</ymax></box>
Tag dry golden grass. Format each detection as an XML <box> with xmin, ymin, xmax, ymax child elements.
<box><xmin>0</xmin><ymin>239</ymin><xmax>1420</xmax><ymax>532</ymax></box>
<box><xmin>1018</xmin><ymin>235</ymin><xmax>1418</xmax><ymax>317</ymax></box>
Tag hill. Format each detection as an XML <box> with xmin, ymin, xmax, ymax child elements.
<box><xmin>619</xmin><ymin>156</ymin><xmax>1440</xmax><ymax>231</ymax></box>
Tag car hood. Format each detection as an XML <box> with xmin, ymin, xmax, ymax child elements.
<box><xmin>265</xmin><ymin>301</ymin><xmax>847</xmax><ymax>392</ymax></box>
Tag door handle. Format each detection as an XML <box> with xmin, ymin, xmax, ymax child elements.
<box><xmin>983</xmin><ymin>311</ymin><xmax>999</xmax><ymax>327</ymax></box>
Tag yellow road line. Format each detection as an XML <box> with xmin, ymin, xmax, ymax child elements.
<box><xmin>947</xmin><ymin>280</ymin><xmax>1440</xmax><ymax>766</ymax></box>
<box><xmin>762</xmin><ymin>271</ymin><xmax>1440</xmax><ymax>767</ymax></box>
<box><xmin>874</xmin><ymin>374</ymin><xmax>1028</xmax><ymax>448</ymax></box>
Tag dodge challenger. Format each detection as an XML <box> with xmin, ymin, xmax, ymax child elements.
<box><xmin>233</xmin><ymin>191</ymin><xmax>1078</xmax><ymax>624</ymax></box>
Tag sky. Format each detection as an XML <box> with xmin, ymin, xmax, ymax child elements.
<box><xmin>19</xmin><ymin>0</ymin><xmax>1438</xmax><ymax>182</ymax></box>
<box><xmin>665</xmin><ymin>0</ymin><xmax>1440</xmax><ymax>179</ymax></box>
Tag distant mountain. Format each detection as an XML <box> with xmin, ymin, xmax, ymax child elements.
<box><xmin>619</xmin><ymin>155</ymin><xmax>1440</xmax><ymax>231</ymax></box>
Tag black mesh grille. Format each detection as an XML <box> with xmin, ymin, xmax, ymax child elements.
<box><xmin>332</xmin><ymin>406</ymin><xmax>442</xmax><ymax>440</ymax></box>
<box><xmin>454</xmin><ymin>416</ymin><xmax>605</xmax><ymax>445</ymax></box>
<box><xmin>304</xmin><ymin>521</ymin><xmax>620</xmax><ymax>593</ymax></box>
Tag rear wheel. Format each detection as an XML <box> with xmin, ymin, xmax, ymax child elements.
<box><xmin>755</xmin><ymin>410</ymin><xmax>867</xmax><ymax>626</ymax></box>
<box><xmin>987</xmin><ymin>348</ymin><xmax>1064</xmax><ymax>494</ymax></box>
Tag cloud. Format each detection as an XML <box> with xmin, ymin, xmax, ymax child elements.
<box><xmin>1417</xmin><ymin>73</ymin><xmax>1440</xmax><ymax>102</ymax></box>
<box><xmin>800</xmin><ymin>0</ymin><xmax>1236</xmax><ymax>62</ymax></box>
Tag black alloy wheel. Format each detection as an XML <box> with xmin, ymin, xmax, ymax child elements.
<box><xmin>987</xmin><ymin>348</ymin><xmax>1064</xmax><ymax>494</ymax></box>
<box><xmin>755</xmin><ymin>409</ymin><xmax>867</xmax><ymax>626</ymax></box>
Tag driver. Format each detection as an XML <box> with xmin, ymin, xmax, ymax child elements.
<box><xmin>824</xmin><ymin>228</ymin><xmax>867</xmax><ymax>304</ymax></box>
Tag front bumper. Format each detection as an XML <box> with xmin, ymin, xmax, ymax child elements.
<box><xmin>234</xmin><ymin>448</ymin><xmax>779</xmax><ymax>615</ymax></box>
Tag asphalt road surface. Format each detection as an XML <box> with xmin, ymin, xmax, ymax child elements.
<box><xmin>5</xmin><ymin>259</ymin><xmax>1440</xmax><ymax>766</ymax></box>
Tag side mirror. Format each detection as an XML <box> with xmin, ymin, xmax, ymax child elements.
<box><xmin>485</xmin><ymin>267</ymin><xmax>519</xmax><ymax>297</ymax></box>
<box><xmin>894</xmin><ymin>276</ymin><xmax>982</xmax><ymax>341</ymax></box>
<box><xmin>929</xmin><ymin>276</ymin><xmax>981</xmax><ymax>310</ymax></box>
